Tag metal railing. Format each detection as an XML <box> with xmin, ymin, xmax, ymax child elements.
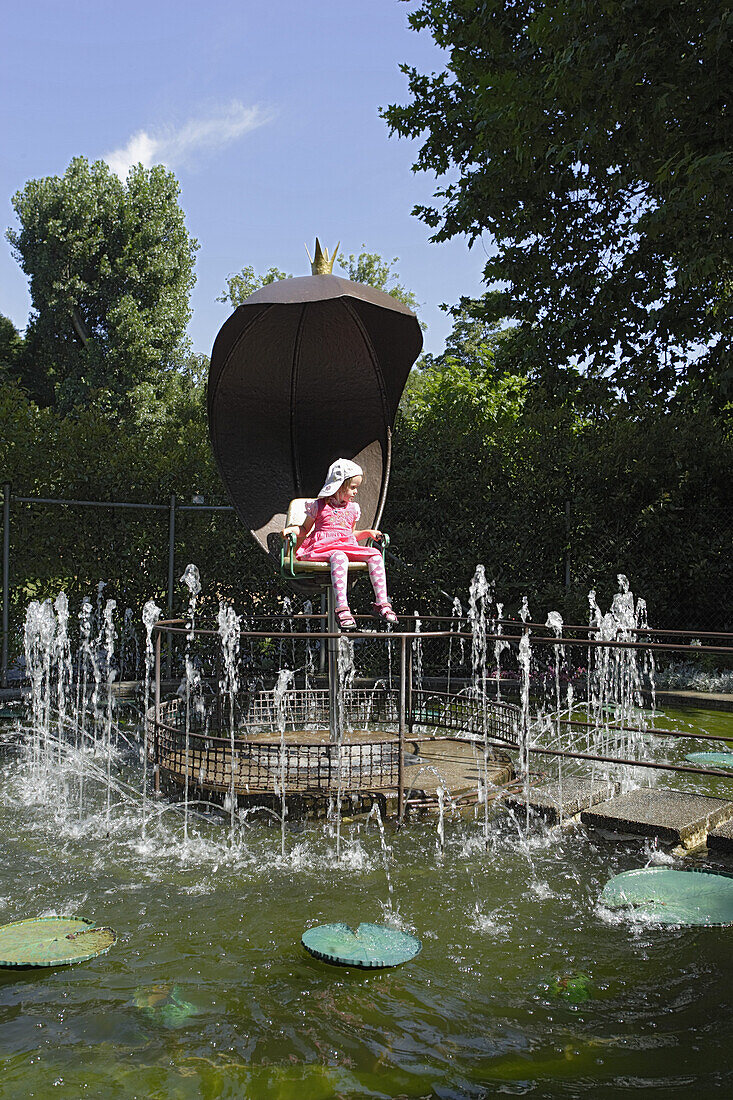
<box><xmin>410</xmin><ymin>688</ymin><xmax>520</xmax><ymax>745</ymax></box>
<box><xmin>146</xmin><ymin>617</ymin><xmax>733</xmax><ymax>809</ymax></box>
<box><xmin>150</xmin><ymin>695</ymin><xmax>402</xmax><ymax>795</ymax></box>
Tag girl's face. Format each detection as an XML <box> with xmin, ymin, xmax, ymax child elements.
<box><xmin>335</xmin><ymin>475</ymin><xmax>362</xmax><ymax>504</ymax></box>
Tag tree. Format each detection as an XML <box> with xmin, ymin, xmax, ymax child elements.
<box><xmin>217</xmin><ymin>248</ymin><xmax>423</xmax><ymax>319</ymax></box>
<box><xmin>400</xmin><ymin>297</ymin><xmax>515</xmax><ymax>414</ymax></box>
<box><xmin>217</xmin><ymin>266</ymin><xmax>292</xmax><ymax>309</ymax></box>
<box><xmin>337</xmin><ymin>248</ymin><xmax>422</xmax><ymax>319</ymax></box>
<box><xmin>7</xmin><ymin>157</ymin><xmax>198</xmax><ymax>414</ymax></box>
<box><xmin>383</xmin><ymin>1</ymin><xmax>733</xmax><ymax>405</ymax></box>
<box><xmin>131</xmin><ymin>349</ymin><xmax>210</xmax><ymax>434</ymax></box>
<box><xmin>0</xmin><ymin>315</ymin><xmax>24</xmax><ymax>382</ymax></box>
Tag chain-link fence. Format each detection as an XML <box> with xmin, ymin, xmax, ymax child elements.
<box><xmin>382</xmin><ymin>495</ymin><xmax>733</xmax><ymax>633</ymax></box>
<box><xmin>3</xmin><ymin>482</ymin><xmax>732</xmax><ymax>688</ymax></box>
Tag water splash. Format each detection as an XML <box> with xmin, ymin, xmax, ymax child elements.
<box><xmin>273</xmin><ymin>668</ymin><xmax>295</xmax><ymax>858</ymax></box>
<box><xmin>447</xmin><ymin>597</ymin><xmax>464</xmax><ymax>697</ymax></box>
<box><xmin>366</xmin><ymin>800</ymin><xmax>395</xmax><ymax>913</ymax></box>
<box><xmin>180</xmin><ymin>565</ymin><xmax>202</xmax><ymax>846</ymax></box>
<box><xmin>141</xmin><ymin>599</ymin><xmax>162</xmax><ymax>837</ymax></box>
<box><xmin>102</xmin><ymin>599</ymin><xmax>117</xmax><ymax>832</ymax></box>
<box><xmin>494</xmin><ymin>602</ymin><xmax>508</xmax><ymax>701</ymax></box>
<box><xmin>180</xmin><ymin>564</ymin><xmax>201</xmax><ymax>598</ymax></box>
<box><xmin>218</xmin><ymin>600</ymin><xmax>241</xmax><ymax>842</ymax></box>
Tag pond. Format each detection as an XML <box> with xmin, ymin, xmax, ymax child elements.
<box><xmin>1</xmin><ymin>705</ymin><xmax>732</xmax><ymax>1099</ymax></box>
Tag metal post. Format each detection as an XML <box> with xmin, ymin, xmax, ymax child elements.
<box><xmin>154</xmin><ymin>629</ymin><xmax>162</xmax><ymax>794</ymax></box>
<box><xmin>564</xmin><ymin>499</ymin><xmax>571</xmax><ymax>592</ymax></box>
<box><xmin>166</xmin><ymin>493</ymin><xmax>176</xmax><ymax>680</ymax></box>
<box><xmin>327</xmin><ymin>586</ymin><xmax>339</xmax><ymax>742</ymax></box>
<box><xmin>1</xmin><ymin>483</ymin><xmax>9</xmax><ymax>690</ymax></box>
<box><xmin>319</xmin><ymin>592</ymin><xmax>327</xmax><ymax>674</ymax></box>
<box><xmin>397</xmin><ymin>634</ymin><xmax>406</xmax><ymax>822</ymax></box>
<box><xmin>407</xmin><ymin>628</ymin><xmax>414</xmax><ymax>737</ymax></box>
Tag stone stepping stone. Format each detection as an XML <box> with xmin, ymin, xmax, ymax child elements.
<box><xmin>505</xmin><ymin>777</ymin><xmax>619</xmax><ymax>825</ymax></box>
<box><xmin>706</xmin><ymin>818</ymin><xmax>733</xmax><ymax>856</ymax></box>
<box><xmin>581</xmin><ymin>788</ymin><xmax>733</xmax><ymax>847</ymax></box>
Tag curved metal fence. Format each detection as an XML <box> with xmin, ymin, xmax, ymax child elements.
<box><xmin>147</xmin><ymin>683</ymin><xmax>521</xmax><ymax>798</ymax></box>
<box><xmin>150</xmin><ymin>694</ymin><xmax>401</xmax><ymax>795</ymax></box>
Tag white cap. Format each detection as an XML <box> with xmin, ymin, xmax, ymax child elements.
<box><xmin>317</xmin><ymin>458</ymin><xmax>363</xmax><ymax>498</ymax></box>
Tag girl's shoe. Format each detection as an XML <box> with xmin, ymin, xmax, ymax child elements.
<box><xmin>372</xmin><ymin>602</ymin><xmax>398</xmax><ymax>626</ymax></box>
<box><xmin>335</xmin><ymin>606</ymin><xmax>356</xmax><ymax>631</ymax></box>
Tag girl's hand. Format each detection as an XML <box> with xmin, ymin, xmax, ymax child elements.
<box><xmin>282</xmin><ymin>525</ymin><xmax>299</xmax><ymax>539</ymax></box>
<box><xmin>367</xmin><ymin>529</ymin><xmax>382</xmax><ymax>541</ymax></box>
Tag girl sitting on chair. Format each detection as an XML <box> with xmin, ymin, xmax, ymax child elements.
<box><xmin>281</xmin><ymin>458</ymin><xmax>398</xmax><ymax>630</ymax></box>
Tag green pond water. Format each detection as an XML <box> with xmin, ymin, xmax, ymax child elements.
<box><xmin>1</xmin><ymin>705</ymin><xmax>733</xmax><ymax>1099</ymax></box>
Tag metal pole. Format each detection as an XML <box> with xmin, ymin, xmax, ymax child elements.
<box><xmin>1</xmin><ymin>483</ymin><xmax>9</xmax><ymax>689</ymax></box>
<box><xmin>154</xmin><ymin>629</ymin><xmax>162</xmax><ymax>794</ymax></box>
<box><xmin>319</xmin><ymin>592</ymin><xmax>327</xmax><ymax>674</ymax></box>
<box><xmin>564</xmin><ymin>499</ymin><xmax>571</xmax><ymax>592</ymax></box>
<box><xmin>327</xmin><ymin>586</ymin><xmax>339</xmax><ymax>742</ymax></box>
<box><xmin>166</xmin><ymin>493</ymin><xmax>176</xmax><ymax>680</ymax></box>
<box><xmin>398</xmin><ymin>634</ymin><xmax>406</xmax><ymax>822</ymax></box>
<box><xmin>407</xmin><ymin>626</ymin><xmax>414</xmax><ymax>737</ymax></box>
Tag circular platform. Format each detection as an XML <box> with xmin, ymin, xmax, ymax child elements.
<box><xmin>685</xmin><ymin>751</ymin><xmax>733</xmax><ymax>770</ymax></box>
<box><xmin>301</xmin><ymin>922</ymin><xmax>422</xmax><ymax>968</ymax></box>
<box><xmin>0</xmin><ymin>917</ymin><xmax>117</xmax><ymax>968</ymax></box>
<box><xmin>600</xmin><ymin>868</ymin><xmax>733</xmax><ymax>926</ymax></box>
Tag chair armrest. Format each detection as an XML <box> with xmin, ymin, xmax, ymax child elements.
<box><xmin>366</xmin><ymin>532</ymin><xmax>389</xmax><ymax>561</ymax></box>
<box><xmin>280</xmin><ymin>533</ymin><xmax>297</xmax><ymax>577</ymax></box>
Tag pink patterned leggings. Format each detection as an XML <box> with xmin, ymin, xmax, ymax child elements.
<box><xmin>302</xmin><ymin>546</ymin><xmax>389</xmax><ymax>608</ymax></box>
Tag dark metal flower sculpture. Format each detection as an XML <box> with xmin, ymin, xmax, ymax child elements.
<box><xmin>208</xmin><ymin>241</ymin><xmax>423</xmax><ymax>560</ymax></box>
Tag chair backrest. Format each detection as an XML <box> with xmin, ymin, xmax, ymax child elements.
<box><xmin>285</xmin><ymin>498</ymin><xmax>315</xmax><ymax>529</ymax></box>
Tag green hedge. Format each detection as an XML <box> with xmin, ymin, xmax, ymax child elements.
<box><xmin>2</xmin><ymin>375</ymin><xmax>731</xmax><ymax>669</ymax></box>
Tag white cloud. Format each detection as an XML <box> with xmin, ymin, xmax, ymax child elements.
<box><xmin>104</xmin><ymin>102</ymin><xmax>271</xmax><ymax>178</ymax></box>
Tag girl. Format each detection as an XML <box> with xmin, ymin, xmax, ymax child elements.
<box><xmin>282</xmin><ymin>458</ymin><xmax>398</xmax><ymax>630</ymax></box>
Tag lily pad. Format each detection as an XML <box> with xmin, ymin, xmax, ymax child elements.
<box><xmin>685</xmin><ymin>751</ymin><xmax>733</xmax><ymax>770</ymax></box>
<box><xmin>0</xmin><ymin>917</ymin><xmax>116</xmax><ymax>969</ymax></box>
<box><xmin>302</xmin><ymin>922</ymin><xmax>421</xmax><ymax>969</ymax></box>
<box><xmin>601</xmin><ymin>868</ymin><xmax>733</xmax><ymax>926</ymax></box>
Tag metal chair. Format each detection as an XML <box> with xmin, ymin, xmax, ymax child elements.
<box><xmin>279</xmin><ymin>498</ymin><xmax>389</xmax><ymax>590</ymax></box>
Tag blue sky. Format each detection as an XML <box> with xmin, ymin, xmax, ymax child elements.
<box><xmin>1</xmin><ymin>0</ymin><xmax>491</xmax><ymax>358</ymax></box>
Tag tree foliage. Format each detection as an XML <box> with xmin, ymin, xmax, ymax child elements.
<box><xmin>217</xmin><ymin>266</ymin><xmax>293</xmax><ymax>309</ymax></box>
<box><xmin>217</xmin><ymin>249</ymin><xmax>423</xmax><ymax>319</ymax></box>
<box><xmin>7</xmin><ymin>157</ymin><xmax>198</xmax><ymax>414</ymax></box>
<box><xmin>0</xmin><ymin>373</ymin><xmax>273</xmax><ymax>652</ymax></box>
<box><xmin>383</xmin><ymin>0</ymin><xmax>733</xmax><ymax>404</ymax></box>
<box><xmin>387</xmin><ymin>364</ymin><xmax>733</xmax><ymax>630</ymax></box>
<box><xmin>400</xmin><ymin>300</ymin><xmax>519</xmax><ymax>414</ymax></box>
<box><xmin>337</xmin><ymin>248</ymin><xmax>422</xmax><ymax>318</ymax></box>
<box><xmin>0</xmin><ymin>316</ymin><xmax>24</xmax><ymax>383</ymax></box>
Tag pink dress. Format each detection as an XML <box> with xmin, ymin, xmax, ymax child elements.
<box><xmin>296</xmin><ymin>499</ymin><xmax>377</xmax><ymax>563</ymax></box>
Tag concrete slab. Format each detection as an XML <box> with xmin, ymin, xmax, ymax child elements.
<box><xmin>706</xmin><ymin>819</ymin><xmax>733</xmax><ymax>856</ymax></box>
<box><xmin>406</xmin><ymin>739</ymin><xmax>513</xmax><ymax>799</ymax></box>
<box><xmin>581</xmin><ymin>788</ymin><xmax>733</xmax><ymax>848</ymax></box>
<box><xmin>505</xmin><ymin>777</ymin><xmax>620</xmax><ymax>825</ymax></box>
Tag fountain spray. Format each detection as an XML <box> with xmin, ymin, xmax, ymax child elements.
<box><xmin>180</xmin><ymin>564</ymin><xmax>202</xmax><ymax>847</ymax></box>
<box><xmin>141</xmin><ymin>599</ymin><xmax>162</xmax><ymax>837</ymax></box>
